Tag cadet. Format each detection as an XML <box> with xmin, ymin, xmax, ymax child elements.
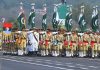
<box><xmin>78</xmin><ymin>33</ymin><xmax>84</xmax><ymax>57</ymax></box>
<box><xmin>45</xmin><ymin>31</ymin><xmax>51</xmax><ymax>56</ymax></box>
<box><xmin>57</xmin><ymin>31</ymin><xmax>63</xmax><ymax>56</ymax></box>
<box><xmin>39</xmin><ymin>31</ymin><xmax>46</xmax><ymax>56</ymax></box>
<box><xmin>70</xmin><ymin>32</ymin><xmax>78</xmax><ymax>57</ymax></box>
<box><xmin>83</xmin><ymin>32</ymin><xmax>89</xmax><ymax>57</ymax></box>
<box><xmin>94</xmin><ymin>33</ymin><xmax>98</xmax><ymax>57</ymax></box>
<box><xmin>63</xmin><ymin>32</ymin><xmax>70</xmax><ymax>57</ymax></box>
<box><xmin>21</xmin><ymin>29</ymin><xmax>27</xmax><ymax>54</ymax></box>
<box><xmin>51</xmin><ymin>32</ymin><xmax>58</xmax><ymax>56</ymax></box>
<box><xmin>98</xmin><ymin>33</ymin><xmax>100</xmax><ymax>57</ymax></box>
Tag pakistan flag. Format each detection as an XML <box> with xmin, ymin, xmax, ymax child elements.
<box><xmin>17</xmin><ymin>12</ymin><xmax>26</xmax><ymax>31</ymax></box>
<box><xmin>42</xmin><ymin>13</ymin><xmax>47</xmax><ymax>31</ymax></box>
<box><xmin>28</xmin><ymin>10</ymin><xmax>35</xmax><ymax>29</ymax></box>
<box><xmin>65</xmin><ymin>12</ymin><xmax>72</xmax><ymax>32</ymax></box>
<box><xmin>78</xmin><ymin>14</ymin><xmax>86</xmax><ymax>32</ymax></box>
<box><xmin>91</xmin><ymin>7</ymin><xmax>99</xmax><ymax>32</ymax></box>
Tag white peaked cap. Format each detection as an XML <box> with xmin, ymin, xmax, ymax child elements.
<box><xmin>31</xmin><ymin>3</ymin><xmax>35</xmax><ymax>9</ymax></box>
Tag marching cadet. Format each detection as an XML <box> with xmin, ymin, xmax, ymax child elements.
<box><xmin>39</xmin><ymin>31</ymin><xmax>46</xmax><ymax>56</ymax></box>
<box><xmin>21</xmin><ymin>29</ymin><xmax>27</xmax><ymax>54</ymax></box>
<box><xmin>57</xmin><ymin>31</ymin><xmax>63</xmax><ymax>56</ymax></box>
<box><xmin>94</xmin><ymin>33</ymin><xmax>98</xmax><ymax>57</ymax></box>
<box><xmin>17</xmin><ymin>31</ymin><xmax>24</xmax><ymax>55</ymax></box>
<box><xmin>70</xmin><ymin>32</ymin><xmax>78</xmax><ymax>57</ymax></box>
<box><xmin>63</xmin><ymin>33</ymin><xmax>68</xmax><ymax>56</ymax></box>
<box><xmin>51</xmin><ymin>32</ymin><xmax>58</xmax><ymax>56</ymax></box>
<box><xmin>44</xmin><ymin>31</ymin><xmax>50</xmax><ymax>56</ymax></box>
<box><xmin>98</xmin><ymin>33</ymin><xmax>100</xmax><ymax>57</ymax></box>
<box><xmin>47</xmin><ymin>30</ymin><xmax>52</xmax><ymax>55</ymax></box>
<box><xmin>90</xmin><ymin>33</ymin><xmax>97</xmax><ymax>57</ymax></box>
<box><xmin>83</xmin><ymin>32</ymin><xmax>90</xmax><ymax>57</ymax></box>
<box><xmin>39</xmin><ymin>32</ymin><xmax>43</xmax><ymax>56</ymax></box>
<box><xmin>10</xmin><ymin>32</ymin><xmax>15</xmax><ymax>54</ymax></box>
<box><xmin>0</xmin><ymin>32</ymin><xmax>2</xmax><ymax>50</ymax></box>
<box><xmin>45</xmin><ymin>31</ymin><xmax>50</xmax><ymax>56</ymax></box>
<box><xmin>63</xmin><ymin>32</ymin><xmax>70</xmax><ymax>57</ymax></box>
<box><xmin>78</xmin><ymin>33</ymin><xmax>84</xmax><ymax>57</ymax></box>
<box><xmin>13</xmin><ymin>31</ymin><xmax>18</xmax><ymax>54</ymax></box>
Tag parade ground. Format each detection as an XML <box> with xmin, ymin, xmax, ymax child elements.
<box><xmin>0</xmin><ymin>55</ymin><xmax>100</xmax><ymax>70</ymax></box>
<box><xmin>0</xmin><ymin>0</ymin><xmax>100</xmax><ymax>70</ymax></box>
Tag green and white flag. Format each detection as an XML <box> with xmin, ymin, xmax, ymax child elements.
<box><xmin>17</xmin><ymin>12</ymin><xmax>26</xmax><ymax>31</ymax></box>
<box><xmin>68</xmin><ymin>13</ymin><xmax>73</xmax><ymax>31</ymax></box>
<box><xmin>78</xmin><ymin>13</ymin><xmax>86</xmax><ymax>32</ymax></box>
<box><xmin>65</xmin><ymin>12</ymin><xmax>69</xmax><ymax>30</ymax></box>
<box><xmin>42</xmin><ymin>13</ymin><xmax>47</xmax><ymax>31</ymax></box>
<box><xmin>65</xmin><ymin>6</ymin><xmax>72</xmax><ymax>31</ymax></box>
<box><xmin>78</xmin><ymin>6</ymin><xmax>86</xmax><ymax>32</ymax></box>
<box><xmin>65</xmin><ymin>12</ymin><xmax>72</xmax><ymax>31</ymax></box>
<box><xmin>91</xmin><ymin>6</ymin><xmax>99</xmax><ymax>32</ymax></box>
<box><xmin>52</xmin><ymin>12</ymin><xmax>56</xmax><ymax>29</ymax></box>
<box><xmin>52</xmin><ymin>5</ymin><xmax>59</xmax><ymax>30</ymax></box>
<box><xmin>28</xmin><ymin>10</ymin><xmax>35</xmax><ymax>29</ymax></box>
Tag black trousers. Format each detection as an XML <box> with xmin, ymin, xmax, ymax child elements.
<box><xmin>28</xmin><ymin>51</ymin><xmax>34</xmax><ymax>56</ymax></box>
<box><xmin>28</xmin><ymin>51</ymin><xmax>38</xmax><ymax>56</ymax></box>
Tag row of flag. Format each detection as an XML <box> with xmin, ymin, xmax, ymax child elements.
<box><xmin>17</xmin><ymin>2</ymin><xmax>99</xmax><ymax>32</ymax></box>
<box><xmin>52</xmin><ymin>4</ymin><xmax>99</xmax><ymax>32</ymax></box>
<box><xmin>17</xmin><ymin>3</ymin><xmax>47</xmax><ymax>31</ymax></box>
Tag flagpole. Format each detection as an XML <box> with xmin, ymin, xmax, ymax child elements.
<box><xmin>20</xmin><ymin>2</ymin><xmax>23</xmax><ymax>12</ymax></box>
<box><xmin>42</xmin><ymin>4</ymin><xmax>47</xmax><ymax>31</ymax></box>
<box><xmin>31</xmin><ymin>3</ymin><xmax>35</xmax><ymax>29</ymax></box>
<box><xmin>53</xmin><ymin>4</ymin><xmax>58</xmax><ymax>31</ymax></box>
<box><xmin>69</xmin><ymin>5</ymin><xmax>72</xmax><ymax>32</ymax></box>
<box><xmin>17</xmin><ymin>2</ymin><xmax>26</xmax><ymax>31</ymax></box>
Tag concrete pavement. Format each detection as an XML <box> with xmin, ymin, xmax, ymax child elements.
<box><xmin>0</xmin><ymin>55</ymin><xmax>100</xmax><ymax>70</ymax></box>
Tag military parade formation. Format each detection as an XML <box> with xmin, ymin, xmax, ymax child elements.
<box><xmin>1</xmin><ymin>29</ymin><xmax>100</xmax><ymax>58</ymax></box>
<box><xmin>0</xmin><ymin>0</ymin><xmax>100</xmax><ymax>58</ymax></box>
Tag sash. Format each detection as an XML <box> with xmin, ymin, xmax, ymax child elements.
<box><xmin>33</xmin><ymin>34</ymin><xmax>38</xmax><ymax>43</ymax></box>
